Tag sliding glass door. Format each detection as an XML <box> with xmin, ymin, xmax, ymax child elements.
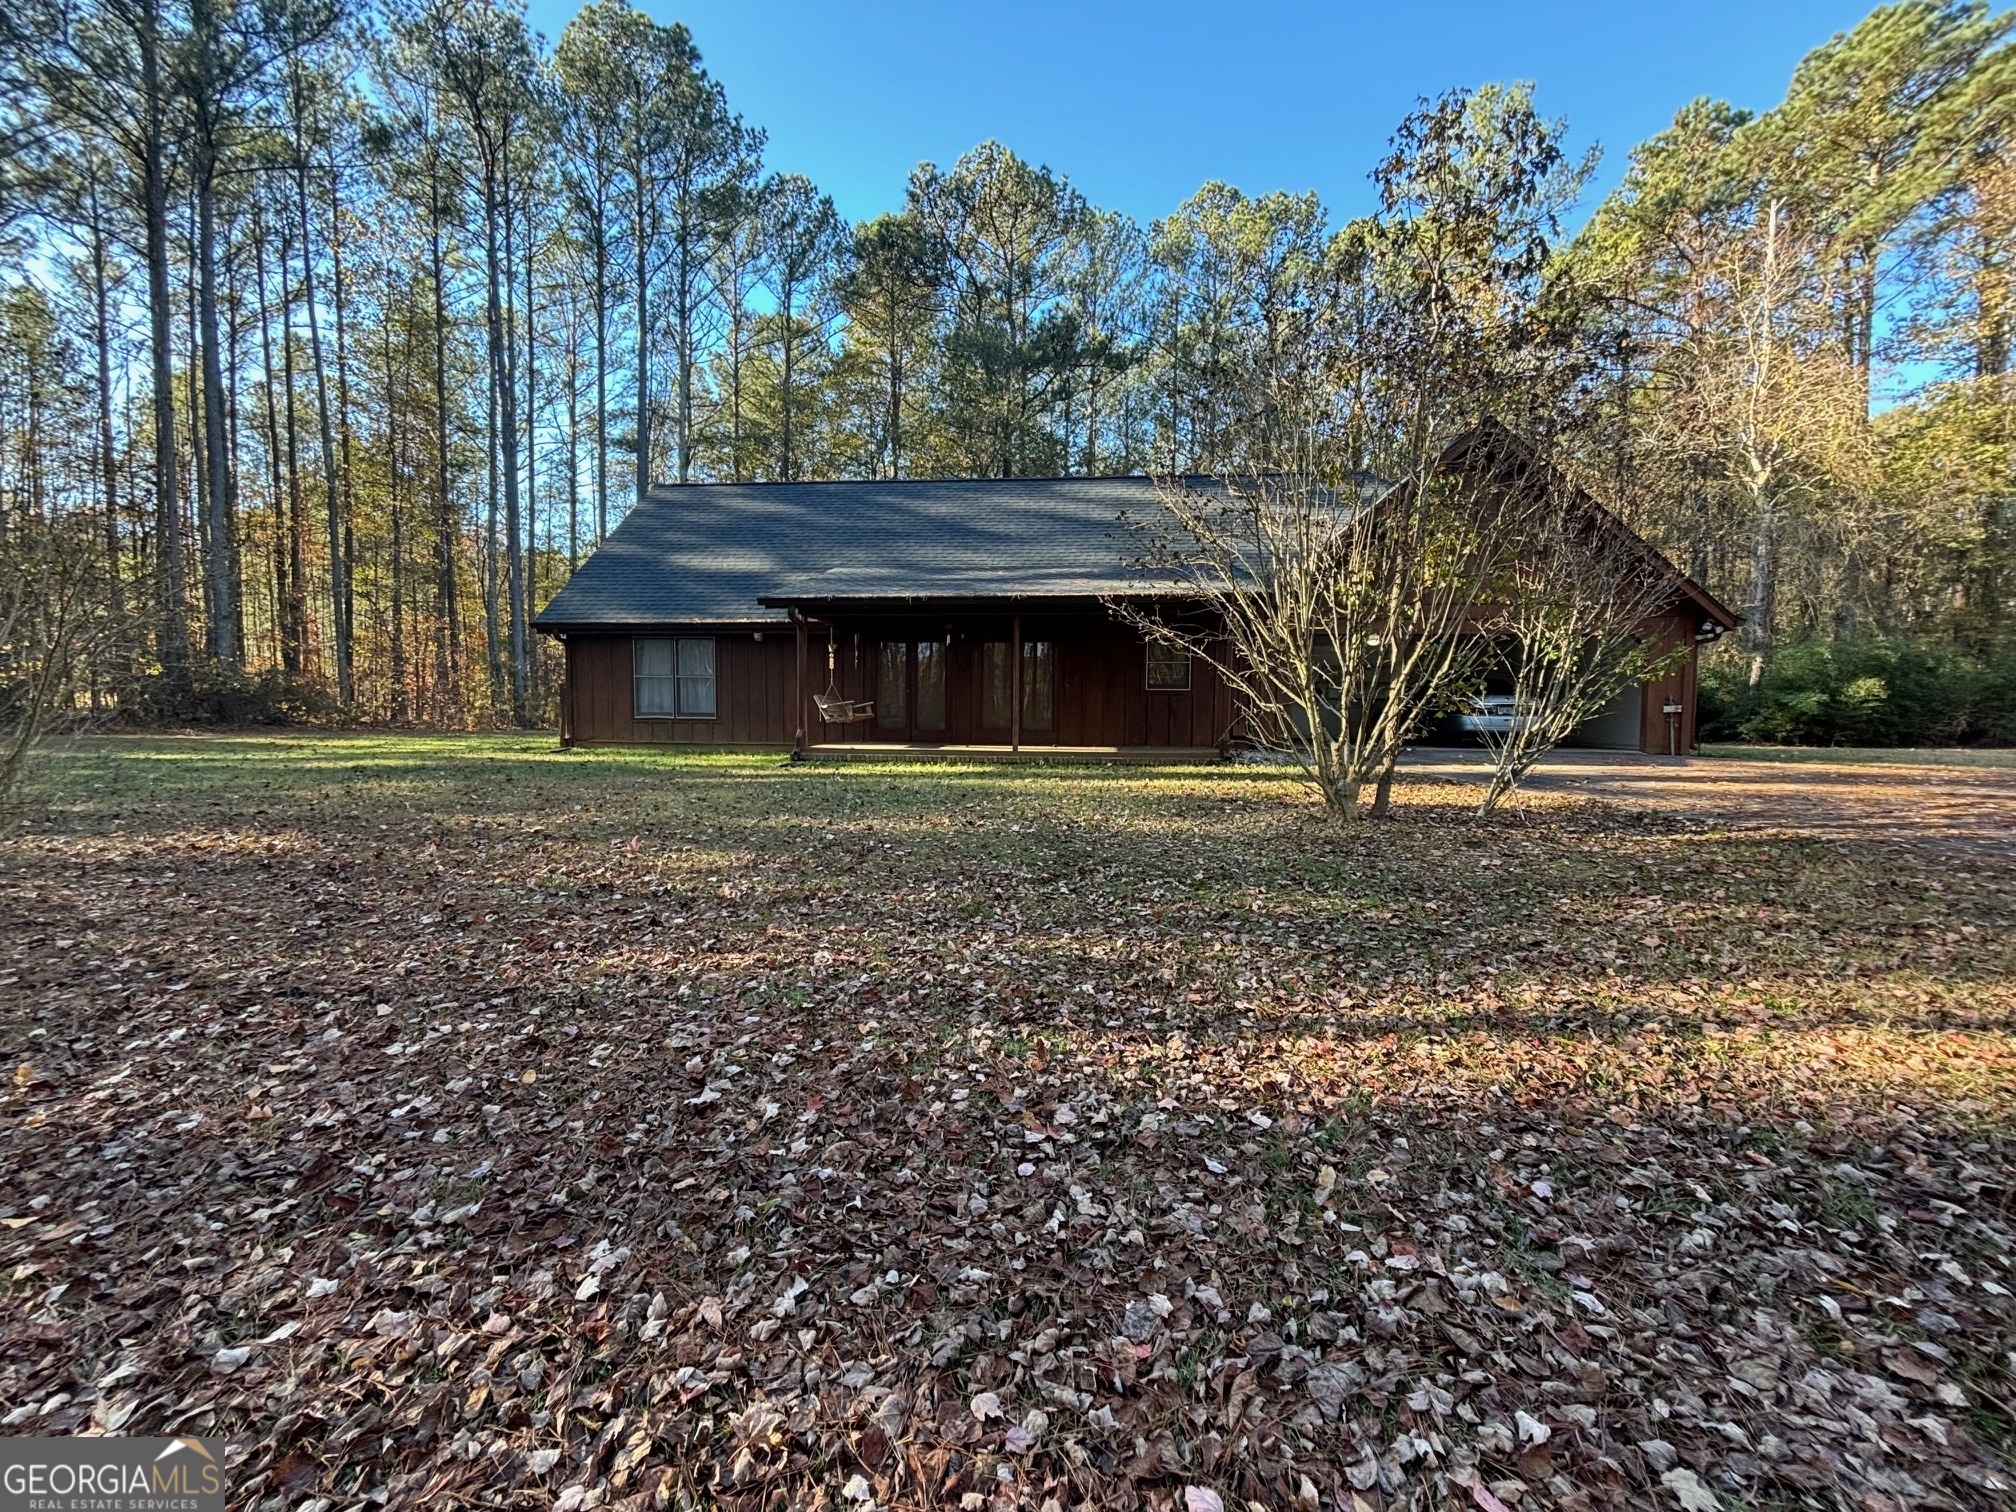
<box><xmin>978</xmin><ymin>639</ymin><xmax>1053</xmax><ymax>739</ymax></box>
<box><xmin>875</xmin><ymin>640</ymin><xmax>948</xmax><ymax>739</ymax></box>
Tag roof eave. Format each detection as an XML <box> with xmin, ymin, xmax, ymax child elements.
<box><xmin>533</xmin><ymin>613</ymin><xmax>792</xmax><ymax>634</ymax></box>
<box><xmin>756</xmin><ymin>588</ymin><xmax>1198</xmax><ymax>609</ymax></box>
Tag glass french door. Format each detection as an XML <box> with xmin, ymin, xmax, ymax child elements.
<box><xmin>875</xmin><ymin>640</ymin><xmax>947</xmax><ymax>738</ymax></box>
<box><xmin>978</xmin><ymin>639</ymin><xmax>1054</xmax><ymax>738</ymax></box>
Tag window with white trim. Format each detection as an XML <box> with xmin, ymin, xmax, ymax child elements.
<box><xmin>634</xmin><ymin>636</ymin><xmax>716</xmax><ymax>718</ymax></box>
<box><xmin>1146</xmin><ymin>643</ymin><xmax>1192</xmax><ymax>692</ymax></box>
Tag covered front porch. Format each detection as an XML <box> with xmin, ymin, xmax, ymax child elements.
<box><xmin>774</xmin><ymin>597</ymin><xmax>1238</xmax><ymax>756</ymax></box>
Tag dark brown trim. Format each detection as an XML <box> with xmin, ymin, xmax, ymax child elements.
<box><xmin>1010</xmin><ymin>611</ymin><xmax>1023</xmax><ymax>752</ymax></box>
<box><xmin>560</xmin><ymin>635</ymin><xmax>576</xmax><ymax>748</ymax></box>
<box><xmin>537</xmin><ymin>618</ymin><xmax>786</xmax><ymax>636</ymax></box>
<box><xmin>793</xmin><ymin>612</ymin><xmax>808</xmax><ymax>755</ymax></box>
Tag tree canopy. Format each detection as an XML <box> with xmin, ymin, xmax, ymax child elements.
<box><xmin>0</xmin><ymin>0</ymin><xmax>2009</xmax><ymax>733</ymax></box>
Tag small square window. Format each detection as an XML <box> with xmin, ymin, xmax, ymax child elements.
<box><xmin>1147</xmin><ymin>643</ymin><xmax>1192</xmax><ymax>692</ymax></box>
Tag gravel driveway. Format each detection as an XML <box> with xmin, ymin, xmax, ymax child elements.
<box><xmin>1401</xmin><ymin>746</ymin><xmax>2016</xmax><ymax>857</ymax></box>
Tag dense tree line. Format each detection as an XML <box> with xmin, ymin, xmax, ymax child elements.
<box><xmin>0</xmin><ymin>0</ymin><xmax>2010</xmax><ymax>736</ymax></box>
<box><xmin>1580</xmin><ymin>3</ymin><xmax>2016</xmax><ymax>740</ymax></box>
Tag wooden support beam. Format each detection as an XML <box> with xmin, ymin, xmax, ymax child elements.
<box><xmin>793</xmin><ymin>612</ymin><xmax>808</xmax><ymax>755</ymax></box>
<box><xmin>559</xmin><ymin>635</ymin><xmax>575</xmax><ymax>748</ymax></box>
<box><xmin>1010</xmin><ymin>611</ymin><xmax>1022</xmax><ymax>752</ymax></box>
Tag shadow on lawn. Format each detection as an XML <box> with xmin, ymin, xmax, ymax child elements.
<box><xmin>29</xmin><ymin>743</ymin><xmax>2016</xmax><ymax>1007</ymax></box>
<box><xmin>6</xmin><ymin>737</ymin><xmax>2014</xmax><ymax>1512</ymax></box>
<box><xmin>55</xmin><ymin>734</ymin><xmax>1307</xmax><ymax>819</ymax></box>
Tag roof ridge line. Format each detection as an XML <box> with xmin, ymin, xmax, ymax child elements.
<box><xmin>639</xmin><ymin>473</ymin><xmax>1199</xmax><ymax>493</ymax></box>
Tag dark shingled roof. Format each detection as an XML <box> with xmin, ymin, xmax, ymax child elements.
<box><xmin>534</xmin><ymin>432</ymin><xmax>1743</xmax><ymax>633</ymax></box>
<box><xmin>534</xmin><ymin>474</ymin><xmax>1214</xmax><ymax>627</ymax></box>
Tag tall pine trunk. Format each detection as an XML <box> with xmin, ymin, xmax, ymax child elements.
<box><xmin>675</xmin><ymin>230</ymin><xmax>692</xmax><ymax>482</ymax></box>
<box><xmin>779</xmin><ymin>283</ymin><xmax>795</xmax><ymax>481</ymax></box>
<box><xmin>886</xmin><ymin>320</ymin><xmax>903</xmax><ymax>479</ymax></box>
<box><xmin>291</xmin><ymin>90</ymin><xmax>350</xmax><ymax>708</ymax></box>
<box><xmin>187</xmin><ymin>200</ymin><xmax>217</xmax><ymax>669</ymax></box>
<box><xmin>87</xmin><ymin>177</ymin><xmax>127</xmax><ymax>664</ymax></box>
<box><xmin>254</xmin><ymin>205</ymin><xmax>298</xmax><ymax>676</ymax></box>
<box><xmin>328</xmin><ymin>159</ymin><xmax>356</xmax><ymax>703</ymax></box>
<box><xmin>726</xmin><ymin>299</ymin><xmax>745</xmax><ymax>482</ymax></box>
<box><xmin>594</xmin><ymin>256</ymin><xmax>608</xmax><ymax>541</ymax></box>
<box><xmin>483</xmin><ymin>313</ymin><xmax>503</xmax><ymax>714</ymax></box>
<box><xmin>196</xmin><ymin>153</ymin><xmax>239</xmax><ymax>664</ymax></box>
<box><xmin>279</xmin><ymin>221</ymin><xmax>311</xmax><ymax>676</ymax></box>
<box><xmin>522</xmin><ymin>191</ymin><xmax>538</xmax><ymax>711</ymax></box>
<box><xmin>223</xmin><ymin>220</ymin><xmax>246</xmax><ymax>658</ymax></box>
<box><xmin>428</xmin><ymin>167</ymin><xmax>459</xmax><ymax>717</ymax></box>
<box><xmin>490</xmin><ymin>156</ymin><xmax>526</xmax><ymax>724</ymax></box>
<box><xmin>567</xmin><ymin>344</ymin><xmax>580</xmax><ymax>568</ymax></box>
<box><xmin>633</xmin><ymin>165</ymin><xmax>650</xmax><ymax>503</ymax></box>
<box><xmin>385</xmin><ymin>316</ymin><xmax>409</xmax><ymax>723</ymax></box>
<box><xmin>139</xmin><ymin>0</ymin><xmax>191</xmax><ymax>696</ymax></box>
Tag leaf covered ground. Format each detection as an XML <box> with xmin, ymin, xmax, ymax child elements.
<box><xmin>1</xmin><ymin>734</ymin><xmax>2013</xmax><ymax>1512</ymax></box>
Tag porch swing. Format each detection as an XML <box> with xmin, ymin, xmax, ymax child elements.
<box><xmin>812</xmin><ymin>628</ymin><xmax>876</xmax><ymax>725</ymax></box>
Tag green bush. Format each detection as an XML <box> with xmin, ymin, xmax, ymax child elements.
<box><xmin>123</xmin><ymin>665</ymin><xmax>337</xmax><ymax>727</ymax></box>
<box><xmin>1699</xmin><ymin>638</ymin><xmax>2016</xmax><ymax>747</ymax></box>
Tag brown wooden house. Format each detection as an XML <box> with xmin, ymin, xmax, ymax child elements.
<box><xmin>536</xmin><ymin>439</ymin><xmax>1739</xmax><ymax>759</ymax></box>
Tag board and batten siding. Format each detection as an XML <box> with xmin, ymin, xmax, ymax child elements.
<box><xmin>1636</xmin><ymin>609</ymin><xmax>1703</xmax><ymax>756</ymax></box>
<box><xmin>807</xmin><ymin>614</ymin><xmax>1236</xmax><ymax>749</ymax></box>
<box><xmin>558</xmin><ymin>612</ymin><xmax>1706</xmax><ymax>754</ymax></box>
<box><xmin>562</xmin><ymin>631</ymin><xmax>797</xmax><ymax>748</ymax></box>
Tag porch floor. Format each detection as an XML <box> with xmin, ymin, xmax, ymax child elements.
<box><xmin>802</xmin><ymin>743</ymin><xmax>1221</xmax><ymax>764</ymax></box>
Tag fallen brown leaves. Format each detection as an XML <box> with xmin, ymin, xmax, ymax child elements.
<box><xmin>1</xmin><ymin>735</ymin><xmax>2012</xmax><ymax>1512</ymax></box>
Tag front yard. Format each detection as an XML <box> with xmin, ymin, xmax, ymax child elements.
<box><xmin>1</xmin><ymin>735</ymin><xmax>2012</xmax><ymax>1511</ymax></box>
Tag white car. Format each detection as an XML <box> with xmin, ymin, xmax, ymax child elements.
<box><xmin>1455</xmin><ymin>694</ymin><xmax>1537</xmax><ymax>736</ymax></box>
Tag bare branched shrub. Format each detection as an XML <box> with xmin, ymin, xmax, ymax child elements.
<box><xmin>1116</xmin><ymin>87</ymin><xmax>1633</xmax><ymax>821</ymax></box>
<box><xmin>1473</xmin><ymin>473</ymin><xmax>1696</xmax><ymax>814</ymax></box>
<box><xmin>1110</xmin><ymin>89</ymin><xmax>1729</xmax><ymax>823</ymax></box>
<box><xmin>1119</xmin><ymin>431</ymin><xmax>1557</xmax><ymax>820</ymax></box>
<box><xmin>1</xmin><ymin>515</ymin><xmax>132</xmax><ymax>809</ymax></box>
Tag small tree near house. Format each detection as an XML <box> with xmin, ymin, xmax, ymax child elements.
<box><xmin>1117</xmin><ymin>429</ymin><xmax>1555</xmax><ymax>822</ymax></box>
<box><xmin>1471</xmin><ymin>471</ymin><xmax>1694</xmax><ymax>815</ymax></box>
<box><xmin>1109</xmin><ymin>85</ymin><xmax>1621</xmax><ymax>821</ymax></box>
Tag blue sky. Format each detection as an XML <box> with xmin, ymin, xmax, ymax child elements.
<box><xmin>519</xmin><ymin>0</ymin><xmax>1876</xmax><ymax>230</ymax></box>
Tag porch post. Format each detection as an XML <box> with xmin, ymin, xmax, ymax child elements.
<box><xmin>793</xmin><ymin>611</ymin><xmax>808</xmax><ymax>754</ymax></box>
<box><xmin>558</xmin><ymin>634</ymin><xmax>575</xmax><ymax>748</ymax></box>
<box><xmin>1010</xmin><ymin>610</ymin><xmax>1022</xmax><ymax>752</ymax></box>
